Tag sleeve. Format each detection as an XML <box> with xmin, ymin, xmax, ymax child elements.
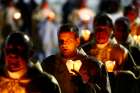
<box><xmin>89</xmin><ymin>62</ymin><xmax>112</xmax><ymax>93</ymax></box>
<box><xmin>41</xmin><ymin>72</ymin><xmax>62</xmax><ymax>93</ymax></box>
<box><xmin>49</xmin><ymin>73</ymin><xmax>61</xmax><ymax>93</ymax></box>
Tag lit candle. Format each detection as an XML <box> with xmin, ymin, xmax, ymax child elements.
<box><xmin>66</xmin><ymin>60</ymin><xmax>82</xmax><ymax>75</ymax></box>
<box><xmin>13</xmin><ymin>11</ymin><xmax>21</xmax><ymax>20</ymax></box>
<box><xmin>80</xmin><ymin>14</ymin><xmax>90</xmax><ymax>21</ymax></box>
<box><xmin>105</xmin><ymin>60</ymin><xmax>116</xmax><ymax>72</ymax></box>
<box><xmin>81</xmin><ymin>29</ymin><xmax>91</xmax><ymax>41</ymax></box>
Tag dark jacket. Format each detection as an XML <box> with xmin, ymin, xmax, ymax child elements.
<box><xmin>42</xmin><ymin>51</ymin><xmax>111</xmax><ymax>93</ymax></box>
<box><xmin>0</xmin><ymin>66</ymin><xmax>61</xmax><ymax>93</ymax></box>
<box><xmin>82</xmin><ymin>41</ymin><xmax>136</xmax><ymax>71</ymax></box>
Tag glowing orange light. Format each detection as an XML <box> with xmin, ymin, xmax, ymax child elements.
<box><xmin>81</xmin><ymin>29</ymin><xmax>91</xmax><ymax>41</ymax></box>
<box><xmin>105</xmin><ymin>60</ymin><xmax>116</xmax><ymax>72</ymax></box>
<box><xmin>80</xmin><ymin>14</ymin><xmax>90</xmax><ymax>21</ymax></box>
<box><xmin>66</xmin><ymin>60</ymin><xmax>82</xmax><ymax>75</ymax></box>
<box><xmin>78</xmin><ymin>8</ymin><xmax>94</xmax><ymax>21</ymax></box>
<box><xmin>48</xmin><ymin>11</ymin><xmax>55</xmax><ymax>20</ymax></box>
<box><xmin>0</xmin><ymin>77</ymin><xmax>30</xmax><ymax>93</ymax></box>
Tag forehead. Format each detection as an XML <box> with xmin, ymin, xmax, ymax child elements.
<box><xmin>95</xmin><ymin>25</ymin><xmax>111</xmax><ymax>31</ymax></box>
<box><xmin>96</xmin><ymin>25</ymin><xmax>110</xmax><ymax>28</ymax></box>
<box><xmin>58</xmin><ymin>32</ymin><xmax>76</xmax><ymax>39</ymax></box>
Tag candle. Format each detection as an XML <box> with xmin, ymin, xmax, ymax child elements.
<box><xmin>66</xmin><ymin>60</ymin><xmax>82</xmax><ymax>75</ymax></box>
<box><xmin>81</xmin><ymin>29</ymin><xmax>91</xmax><ymax>41</ymax></box>
<box><xmin>13</xmin><ymin>11</ymin><xmax>21</xmax><ymax>20</ymax></box>
<box><xmin>105</xmin><ymin>60</ymin><xmax>116</xmax><ymax>72</ymax></box>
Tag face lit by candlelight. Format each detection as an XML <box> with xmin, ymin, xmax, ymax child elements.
<box><xmin>5</xmin><ymin>53</ymin><xmax>27</xmax><ymax>72</ymax></box>
<box><xmin>95</xmin><ymin>26</ymin><xmax>111</xmax><ymax>44</ymax></box>
<box><xmin>126</xmin><ymin>11</ymin><xmax>138</xmax><ymax>23</ymax></box>
<box><xmin>58</xmin><ymin>32</ymin><xmax>80</xmax><ymax>57</ymax></box>
<box><xmin>5</xmin><ymin>43</ymin><xmax>27</xmax><ymax>72</ymax></box>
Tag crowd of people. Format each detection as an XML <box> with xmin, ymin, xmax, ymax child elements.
<box><xmin>0</xmin><ymin>0</ymin><xmax>140</xmax><ymax>93</ymax></box>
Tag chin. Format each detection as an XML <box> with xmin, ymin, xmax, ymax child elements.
<box><xmin>8</xmin><ymin>66</ymin><xmax>22</xmax><ymax>72</ymax></box>
<box><xmin>62</xmin><ymin>53</ymin><xmax>72</xmax><ymax>58</ymax></box>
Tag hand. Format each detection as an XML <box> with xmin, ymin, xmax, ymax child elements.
<box><xmin>70</xmin><ymin>69</ymin><xmax>84</xmax><ymax>86</ymax></box>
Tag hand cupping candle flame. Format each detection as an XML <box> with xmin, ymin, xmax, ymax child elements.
<box><xmin>105</xmin><ymin>60</ymin><xmax>116</xmax><ymax>72</ymax></box>
<box><xmin>81</xmin><ymin>29</ymin><xmax>91</xmax><ymax>41</ymax></box>
<box><xmin>66</xmin><ymin>60</ymin><xmax>82</xmax><ymax>75</ymax></box>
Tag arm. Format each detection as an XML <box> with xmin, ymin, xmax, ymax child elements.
<box><xmin>91</xmin><ymin>63</ymin><xmax>111</xmax><ymax>93</ymax></box>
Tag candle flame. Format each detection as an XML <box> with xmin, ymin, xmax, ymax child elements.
<box><xmin>66</xmin><ymin>60</ymin><xmax>82</xmax><ymax>75</ymax></box>
<box><xmin>81</xmin><ymin>29</ymin><xmax>91</xmax><ymax>41</ymax></box>
<box><xmin>105</xmin><ymin>60</ymin><xmax>116</xmax><ymax>72</ymax></box>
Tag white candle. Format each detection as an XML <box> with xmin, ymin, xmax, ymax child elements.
<box><xmin>66</xmin><ymin>60</ymin><xmax>82</xmax><ymax>75</ymax></box>
<box><xmin>81</xmin><ymin>29</ymin><xmax>91</xmax><ymax>41</ymax></box>
<box><xmin>105</xmin><ymin>60</ymin><xmax>116</xmax><ymax>72</ymax></box>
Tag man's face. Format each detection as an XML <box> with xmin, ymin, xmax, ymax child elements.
<box><xmin>58</xmin><ymin>32</ymin><xmax>79</xmax><ymax>57</ymax></box>
<box><xmin>95</xmin><ymin>26</ymin><xmax>111</xmax><ymax>44</ymax></box>
<box><xmin>114</xmin><ymin>24</ymin><xmax>128</xmax><ymax>42</ymax></box>
<box><xmin>126</xmin><ymin>11</ymin><xmax>138</xmax><ymax>23</ymax></box>
<box><xmin>5</xmin><ymin>44</ymin><xmax>27</xmax><ymax>72</ymax></box>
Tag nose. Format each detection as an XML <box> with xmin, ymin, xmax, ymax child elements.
<box><xmin>8</xmin><ymin>54</ymin><xmax>18</xmax><ymax>59</ymax></box>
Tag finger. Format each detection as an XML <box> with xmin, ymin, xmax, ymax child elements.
<box><xmin>71</xmin><ymin>69</ymin><xmax>80</xmax><ymax>76</ymax></box>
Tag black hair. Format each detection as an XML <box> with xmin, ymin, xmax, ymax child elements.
<box><xmin>115</xmin><ymin>17</ymin><xmax>131</xmax><ymax>33</ymax></box>
<box><xmin>4</xmin><ymin>32</ymin><xmax>32</xmax><ymax>59</ymax></box>
<box><xmin>99</xmin><ymin>0</ymin><xmax>121</xmax><ymax>14</ymax></box>
<box><xmin>58</xmin><ymin>23</ymin><xmax>79</xmax><ymax>37</ymax></box>
<box><xmin>124</xmin><ymin>4</ymin><xmax>139</xmax><ymax>16</ymax></box>
<box><xmin>93</xmin><ymin>13</ymin><xmax>113</xmax><ymax>29</ymax></box>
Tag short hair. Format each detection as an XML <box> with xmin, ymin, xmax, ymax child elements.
<box><xmin>115</xmin><ymin>17</ymin><xmax>130</xmax><ymax>33</ymax></box>
<box><xmin>4</xmin><ymin>32</ymin><xmax>32</xmax><ymax>59</ymax></box>
<box><xmin>93</xmin><ymin>13</ymin><xmax>113</xmax><ymax>29</ymax></box>
<box><xmin>124</xmin><ymin>4</ymin><xmax>139</xmax><ymax>16</ymax></box>
<box><xmin>58</xmin><ymin>23</ymin><xmax>79</xmax><ymax>37</ymax></box>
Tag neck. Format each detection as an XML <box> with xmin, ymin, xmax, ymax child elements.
<box><xmin>96</xmin><ymin>41</ymin><xmax>109</xmax><ymax>49</ymax></box>
<box><xmin>62</xmin><ymin>51</ymin><xmax>78</xmax><ymax>60</ymax></box>
<box><xmin>7</xmin><ymin>68</ymin><xmax>27</xmax><ymax>79</ymax></box>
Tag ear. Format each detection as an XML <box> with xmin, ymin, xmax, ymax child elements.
<box><xmin>76</xmin><ymin>37</ymin><xmax>80</xmax><ymax>47</ymax></box>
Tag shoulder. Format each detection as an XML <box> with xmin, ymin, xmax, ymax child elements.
<box><xmin>28</xmin><ymin>67</ymin><xmax>60</xmax><ymax>92</ymax></box>
<box><xmin>42</xmin><ymin>55</ymin><xmax>56</xmax><ymax>67</ymax></box>
<box><xmin>43</xmin><ymin>55</ymin><xmax>56</xmax><ymax>62</ymax></box>
<box><xmin>79</xmin><ymin>53</ymin><xmax>103</xmax><ymax>70</ymax></box>
<box><xmin>81</xmin><ymin>42</ymin><xmax>94</xmax><ymax>54</ymax></box>
<box><xmin>112</xmin><ymin>43</ymin><xmax>128</xmax><ymax>55</ymax></box>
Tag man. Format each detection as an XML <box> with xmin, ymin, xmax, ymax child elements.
<box><xmin>82</xmin><ymin>13</ymin><xmax>135</xmax><ymax>72</ymax></box>
<box><xmin>113</xmin><ymin>17</ymin><xmax>140</xmax><ymax>93</ymax></box>
<box><xmin>82</xmin><ymin>13</ymin><xmax>138</xmax><ymax>93</ymax></box>
<box><xmin>0</xmin><ymin>32</ymin><xmax>61</xmax><ymax>93</ymax></box>
<box><xmin>114</xmin><ymin>17</ymin><xmax>140</xmax><ymax>66</ymax></box>
<box><xmin>124</xmin><ymin>4</ymin><xmax>140</xmax><ymax>45</ymax></box>
<box><xmin>42</xmin><ymin>24</ymin><xmax>111</xmax><ymax>93</ymax></box>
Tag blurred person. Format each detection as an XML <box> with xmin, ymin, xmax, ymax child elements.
<box><xmin>114</xmin><ymin>17</ymin><xmax>140</xmax><ymax>67</ymax></box>
<box><xmin>98</xmin><ymin>0</ymin><xmax>123</xmax><ymax>23</ymax></box>
<box><xmin>82</xmin><ymin>13</ymin><xmax>139</xmax><ymax>93</ymax></box>
<box><xmin>0</xmin><ymin>32</ymin><xmax>61</xmax><ymax>93</ymax></box>
<box><xmin>124</xmin><ymin>4</ymin><xmax>140</xmax><ymax>45</ymax></box>
<box><xmin>33</xmin><ymin>0</ymin><xmax>56</xmax><ymax>22</ymax></box>
<box><xmin>37</xmin><ymin>19</ymin><xmax>59</xmax><ymax>60</ymax></box>
<box><xmin>42</xmin><ymin>24</ymin><xmax>111</xmax><ymax>93</ymax></box>
<box><xmin>3</xmin><ymin>0</ymin><xmax>23</xmax><ymax>32</ymax></box>
<box><xmin>132</xmin><ymin>0</ymin><xmax>140</xmax><ymax>17</ymax></box>
<box><xmin>61</xmin><ymin>0</ymin><xmax>77</xmax><ymax>24</ymax></box>
<box><xmin>82</xmin><ymin>13</ymin><xmax>136</xmax><ymax>72</ymax></box>
<box><xmin>15</xmin><ymin>0</ymin><xmax>33</xmax><ymax>36</ymax></box>
<box><xmin>32</xmin><ymin>0</ymin><xmax>58</xmax><ymax>62</ymax></box>
<box><xmin>69</xmin><ymin>0</ymin><xmax>95</xmax><ymax>37</ymax></box>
